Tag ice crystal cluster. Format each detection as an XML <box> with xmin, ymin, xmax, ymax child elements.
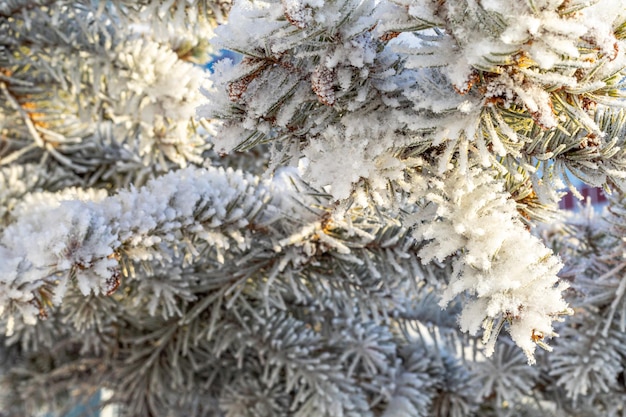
<box><xmin>1</xmin><ymin>0</ymin><xmax>626</xmax><ymax>416</ymax></box>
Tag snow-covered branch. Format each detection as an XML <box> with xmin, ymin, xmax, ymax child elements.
<box><xmin>0</xmin><ymin>166</ymin><xmax>272</xmax><ymax>329</ymax></box>
<box><xmin>410</xmin><ymin>167</ymin><xmax>570</xmax><ymax>363</ymax></box>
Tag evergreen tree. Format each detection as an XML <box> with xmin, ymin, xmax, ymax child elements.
<box><xmin>1</xmin><ymin>0</ymin><xmax>626</xmax><ymax>416</ymax></box>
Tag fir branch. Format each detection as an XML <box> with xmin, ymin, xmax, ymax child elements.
<box><xmin>409</xmin><ymin>166</ymin><xmax>570</xmax><ymax>363</ymax></box>
<box><xmin>0</xmin><ymin>166</ymin><xmax>273</xmax><ymax>326</ymax></box>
